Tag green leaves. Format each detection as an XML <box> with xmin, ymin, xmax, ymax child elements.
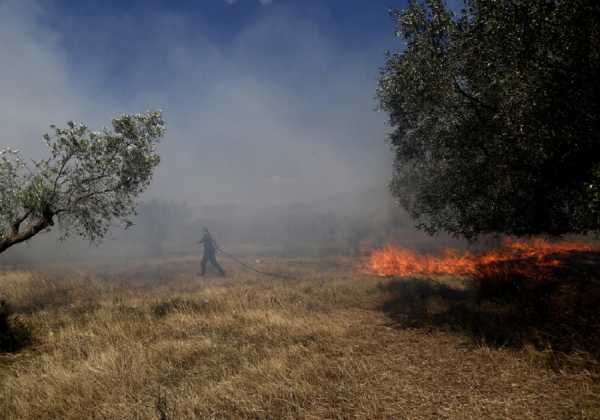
<box><xmin>0</xmin><ymin>111</ymin><xmax>165</xmax><ymax>251</ymax></box>
<box><xmin>378</xmin><ymin>0</ymin><xmax>600</xmax><ymax>239</ymax></box>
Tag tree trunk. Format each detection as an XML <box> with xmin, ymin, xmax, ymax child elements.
<box><xmin>0</xmin><ymin>217</ymin><xmax>51</xmax><ymax>254</ymax></box>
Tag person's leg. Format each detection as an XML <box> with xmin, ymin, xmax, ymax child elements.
<box><xmin>210</xmin><ymin>254</ymin><xmax>226</xmax><ymax>276</ymax></box>
<box><xmin>200</xmin><ymin>255</ymin><xmax>208</xmax><ymax>276</ymax></box>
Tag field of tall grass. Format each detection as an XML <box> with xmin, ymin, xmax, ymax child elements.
<box><xmin>1</xmin><ymin>255</ymin><xmax>599</xmax><ymax>419</ymax></box>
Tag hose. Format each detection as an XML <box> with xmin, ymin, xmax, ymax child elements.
<box><xmin>215</xmin><ymin>246</ymin><xmax>296</xmax><ymax>280</ymax></box>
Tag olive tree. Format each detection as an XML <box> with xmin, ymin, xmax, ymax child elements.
<box><xmin>0</xmin><ymin>111</ymin><xmax>165</xmax><ymax>253</ymax></box>
<box><xmin>377</xmin><ymin>0</ymin><xmax>600</xmax><ymax>239</ymax></box>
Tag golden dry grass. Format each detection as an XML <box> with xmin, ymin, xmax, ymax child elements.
<box><xmin>1</xmin><ymin>256</ymin><xmax>599</xmax><ymax>419</ymax></box>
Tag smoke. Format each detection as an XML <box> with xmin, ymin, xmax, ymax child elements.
<box><xmin>0</xmin><ymin>0</ymin><xmax>458</xmax><ymax>264</ymax></box>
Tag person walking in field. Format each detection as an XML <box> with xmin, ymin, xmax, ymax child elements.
<box><xmin>198</xmin><ymin>228</ymin><xmax>226</xmax><ymax>276</ymax></box>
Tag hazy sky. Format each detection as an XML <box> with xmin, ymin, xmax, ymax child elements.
<box><xmin>0</xmin><ymin>0</ymin><xmax>457</xmax><ymax>208</ymax></box>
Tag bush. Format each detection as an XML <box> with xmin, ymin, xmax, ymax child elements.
<box><xmin>0</xmin><ymin>299</ymin><xmax>33</xmax><ymax>352</ymax></box>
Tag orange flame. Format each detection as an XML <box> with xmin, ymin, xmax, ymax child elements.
<box><xmin>367</xmin><ymin>238</ymin><xmax>593</xmax><ymax>278</ymax></box>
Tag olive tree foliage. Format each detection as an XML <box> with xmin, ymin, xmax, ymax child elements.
<box><xmin>0</xmin><ymin>111</ymin><xmax>165</xmax><ymax>253</ymax></box>
<box><xmin>377</xmin><ymin>0</ymin><xmax>600</xmax><ymax>239</ymax></box>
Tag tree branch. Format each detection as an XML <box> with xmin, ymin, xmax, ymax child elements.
<box><xmin>51</xmin><ymin>152</ymin><xmax>75</xmax><ymax>198</ymax></box>
<box><xmin>0</xmin><ymin>216</ymin><xmax>51</xmax><ymax>254</ymax></box>
<box><xmin>10</xmin><ymin>210</ymin><xmax>32</xmax><ymax>236</ymax></box>
<box><xmin>55</xmin><ymin>185</ymin><xmax>122</xmax><ymax>215</ymax></box>
<box><xmin>454</xmin><ymin>81</ymin><xmax>497</xmax><ymax>112</ymax></box>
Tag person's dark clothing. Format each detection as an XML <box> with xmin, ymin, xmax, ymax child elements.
<box><xmin>199</xmin><ymin>232</ymin><xmax>225</xmax><ymax>276</ymax></box>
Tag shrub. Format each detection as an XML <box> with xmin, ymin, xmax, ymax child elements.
<box><xmin>0</xmin><ymin>299</ymin><xmax>33</xmax><ymax>352</ymax></box>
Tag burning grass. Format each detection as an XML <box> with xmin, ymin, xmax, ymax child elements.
<box><xmin>369</xmin><ymin>237</ymin><xmax>600</xmax><ymax>376</ymax></box>
<box><xmin>0</xmin><ymin>255</ymin><xmax>599</xmax><ymax>419</ymax></box>
<box><xmin>367</xmin><ymin>237</ymin><xmax>595</xmax><ymax>278</ymax></box>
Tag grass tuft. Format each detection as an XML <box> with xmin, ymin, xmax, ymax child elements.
<box><xmin>151</xmin><ymin>297</ymin><xmax>223</xmax><ymax>319</ymax></box>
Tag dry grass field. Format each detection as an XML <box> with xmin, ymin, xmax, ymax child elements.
<box><xmin>1</xmin><ymin>255</ymin><xmax>599</xmax><ymax>419</ymax></box>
